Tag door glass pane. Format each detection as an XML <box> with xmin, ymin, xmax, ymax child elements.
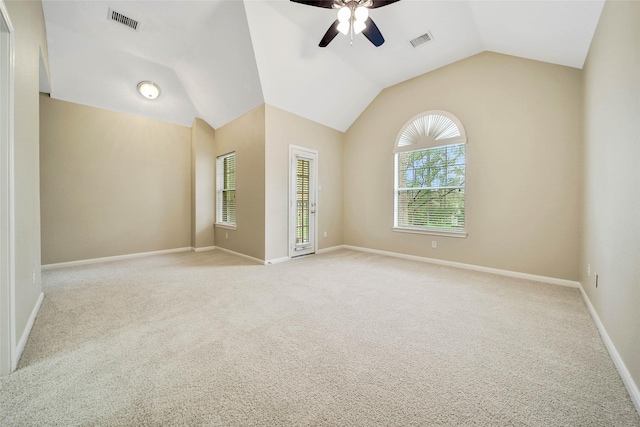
<box><xmin>296</xmin><ymin>159</ymin><xmax>310</xmax><ymax>244</ymax></box>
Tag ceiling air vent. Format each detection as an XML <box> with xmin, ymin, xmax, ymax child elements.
<box><xmin>108</xmin><ymin>8</ymin><xmax>140</xmax><ymax>31</ymax></box>
<box><xmin>410</xmin><ymin>31</ymin><xmax>434</xmax><ymax>48</ymax></box>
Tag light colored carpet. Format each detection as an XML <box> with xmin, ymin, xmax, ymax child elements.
<box><xmin>0</xmin><ymin>249</ymin><xmax>638</xmax><ymax>426</ymax></box>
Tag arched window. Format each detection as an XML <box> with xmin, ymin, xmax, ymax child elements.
<box><xmin>393</xmin><ymin>111</ymin><xmax>467</xmax><ymax>237</ymax></box>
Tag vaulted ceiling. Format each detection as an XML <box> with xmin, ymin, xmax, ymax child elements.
<box><xmin>41</xmin><ymin>0</ymin><xmax>604</xmax><ymax>132</ymax></box>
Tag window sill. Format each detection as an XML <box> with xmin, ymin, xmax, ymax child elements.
<box><xmin>392</xmin><ymin>227</ymin><xmax>467</xmax><ymax>238</ymax></box>
<box><xmin>215</xmin><ymin>223</ymin><xmax>236</xmax><ymax>231</ymax></box>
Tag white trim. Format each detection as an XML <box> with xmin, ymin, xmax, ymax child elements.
<box><xmin>579</xmin><ymin>285</ymin><xmax>640</xmax><ymax>415</ymax></box>
<box><xmin>392</xmin><ymin>227</ymin><xmax>468</xmax><ymax>238</ymax></box>
<box><xmin>214</xmin><ymin>247</ymin><xmax>263</xmax><ymax>265</ymax></box>
<box><xmin>41</xmin><ymin>247</ymin><xmax>193</xmax><ymax>270</ymax></box>
<box><xmin>214</xmin><ymin>223</ymin><xmax>236</xmax><ymax>231</ymax></box>
<box><xmin>265</xmin><ymin>256</ymin><xmax>290</xmax><ymax>265</ymax></box>
<box><xmin>12</xmin><ymin>291</ymin><xmax>43</xmax><ymax>371</ymax></box>
<box><xmin>41</xmin><ymin>245</ymin><xmax>274</xmax><ymax>270</ymax></box>
<box><xmin>0</xmin><ymin>0</ymin><xmax>15</xmax><ymax>376</ymax></box>
<box><xmin>342</xmin><ymin>245</ymin><xmax>580</xmax><ymax>288</ymax></box>
<box><xmin>193</xmin><ymin>246</ymin><xmax>216</xmax><ymax>253</ymax></box>
<box><xmin>265</xmin><ymin>248</ymin><xmax>357</xmax><ymax>264</ymax></box>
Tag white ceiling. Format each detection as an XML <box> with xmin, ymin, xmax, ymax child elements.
<box><xmin>41</xmin><ymin>0</ymin><xmax>604</xmax><ymax>131</ymax></box>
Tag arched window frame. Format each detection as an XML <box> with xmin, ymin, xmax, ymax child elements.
<box><xmin>393</xmin><ymin>110</ymin><xmax>468</xmax><ymax>237</ymax></box>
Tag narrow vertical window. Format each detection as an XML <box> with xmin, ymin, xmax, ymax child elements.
<box><xmin>216</xmin><ymin>152</ymin><xmax>236</xmax><ymax>227</ymax></box>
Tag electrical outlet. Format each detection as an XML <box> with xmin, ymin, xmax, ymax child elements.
<box><xmin>225</xmin><ymin>232</ymin><xmax>228</xmax><ymax>239</ymax></box>
<box><xmin>431</xmin><ymin>241</ymin><xmax>437</xmax><ymax>249</ymax></box>
<box><xmin>587</xmin><ymin>264</ymin><xmax>591</xmax><ymax>276</ymax></box>
<box><xmin>323</xmin><ymin>231</ymin><xmax>327</xmax><ymax>238</ymax></box>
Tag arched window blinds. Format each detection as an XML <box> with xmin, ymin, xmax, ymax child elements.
<box><xmin>394</xmin><ymin>110</ymin><xmax>467</xmax><ymax>153</ymax></box>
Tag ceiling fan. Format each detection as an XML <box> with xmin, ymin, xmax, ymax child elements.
<box><xmin>290</xmin><ymin>0</ymin><xmax>400</xmax><ymax>48</ymax></box>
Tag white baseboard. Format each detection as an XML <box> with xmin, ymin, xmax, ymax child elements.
<box><xmin>342</xmin><ymin>245</ymin><xmax>580</xmax><ymax>288</ymax></box>
<box><xmin>579</xmin><ymin>285</ymin><xmax>640</xmax><ymax>415</ymax></box>
<box><xmin>317</xmin><ymin>245</ymin><xmax>346</xmax><ymax>254</ymax></box>
<box><xmin>41</xmin><ymin>246</ymin><xmax>269</xmax><ymax>269</ymax></box>
<box><xmin>265</xmin><ymin>256</ymin><xmax>290</xmax><ymax>265</ymax></box>
<box><xmin>41</xmin><ymin>247</ymin><xmax>193</xmax><ymax>270</ymax></box>
<box><xmin>214</xmin><ymin>247</ymin><xmax>264</xmax><ymax>265</ymax></box>
<box><xmin>13</xmin><ymin>292</ymin><xmax>43</xmax><ymax>371</ymax></box>
<box><xmin>267</xmin><ymin>245</ymin><xmax>346</xmax><ymax>263</ymax></box>
<box><xmin>193</xmin><ymin>246</ymin><xmax>216</xmax><ymax>253</ymax></box>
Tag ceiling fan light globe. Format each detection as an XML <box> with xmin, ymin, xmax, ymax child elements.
<box><xmin>337</xmin><ymin>6</ymin><xmax>351</xmax><ymax>23</ymax></box>
<box><xmin>354</xmin><ymin>6</ymin><xmax>368</xmax><ymax>21</ymax></box>
<box><xmin>337</xmin><ymin>20</ymin><xmax>350</xmax><ymax>35</ymax></box>
<box><xmin>353</xmin><ymin>20</ymin><xmax>366</xmax><ymax>34</ymax></box>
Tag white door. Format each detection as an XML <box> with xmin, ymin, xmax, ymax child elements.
<box><xmin>289</xmin><ymin>147</ymin><xmax>318</xmax><ymax>258</ymax></box>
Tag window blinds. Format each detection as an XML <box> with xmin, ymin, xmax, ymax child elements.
<box><xmin>217</xmin><ymin>152</ymin><xmax>236</xmax><ymax>225</ymax></box>
<box><xmin>395</xmin><ymin>143</ymin><xmax>465</xmax><ymax>231</ymax></box>
<box><xmin>296</xmin><ymin>158</ymin><xmax>310</xmax><ymax>245</ymax></box>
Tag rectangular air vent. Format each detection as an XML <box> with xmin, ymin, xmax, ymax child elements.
<box><xmin>108</xmin><ymin>8</ymin><xmax>140</xmax><ymax>31</ymax></box>
<box><xmin>410</xmin><ymin>31</ymin><xmax>434</xmax><ymax>48</ymax></box>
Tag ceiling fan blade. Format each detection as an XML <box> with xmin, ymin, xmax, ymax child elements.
<box><xmin>369</xmin><ymin>0</ymin><xmax>401</xmax><ymax>9</ymax></box>
<box><xmin>319</xmin><ymin>20</ymin><xmax>340</xmax><ymax>47</ymax></box>
<box><xmin>362</xmin><ymin>18</ymin><xmax>385</xmax><ymax>47</ymax></box>
<box><xmin>289</xmin><ymin>0</ymin><xmax>335</xmax><ymax>8</ymax></box>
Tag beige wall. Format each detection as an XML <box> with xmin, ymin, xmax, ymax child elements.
<box><xmin>39</xmin><ymin>101</ymin><xmax>342</xmax><ymax>264</ymax></box>
<box><xmin>40</xmin><ymin>95</ymin><xmax>192</xmax><ymax>264</ymax></box>
<box><xmin>264</xmin><ymin>105</ymin><xmax>344</xmax><ymax>261</ymax></box>
<box><xmin>191</xmin><ymin>118</ymin><xmax>216</xmax><ymax>249</ymax></box>
<box><xmin>344</xmin><ymin>52</ymin><xmax>583</xmax><ymax>280</ymax></box>
<box><xmin>5</xmin><ymin>0</ymin><xmax>48</xmax><ymax>352</ymax></box>
<box><xmin>582</xmin><ymin>0</ymin><xmax>640</xmax><ymax>395</ymax></box>
<box><xmin>214</xmin><ymin>105</ymin><xmax>266</xmax><ymax>260</ymax></box>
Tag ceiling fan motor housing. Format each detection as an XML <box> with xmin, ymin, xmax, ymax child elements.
<box><xmin>290</xmin><ymin>0</ymin><xmax>399</xmax><ymax>47</ymax></box>
<box><xmin>332</xmin><ymin>0</ymin><xmax>374</xmax><ymax>9</ymax></box>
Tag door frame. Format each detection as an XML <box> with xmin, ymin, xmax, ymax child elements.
<box><xmin>288</xmin><ymin>145</ymin><xmax>318</xmax><ymax>259</ymax></box>
<box><xmin>0</xmin><ymin>0</ymin><xmax>15</xmax><ymax>376</ymax></box>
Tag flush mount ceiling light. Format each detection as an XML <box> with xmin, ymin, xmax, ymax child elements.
<box><xmin>137</xmin><ymin>81</ymin><xmax>160</xmax><ymax>100</ymax></box>
<box><xmin>290</xmin><ymin>0</ymin><xmax>400</xmax><ymax>47</ymax></box>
